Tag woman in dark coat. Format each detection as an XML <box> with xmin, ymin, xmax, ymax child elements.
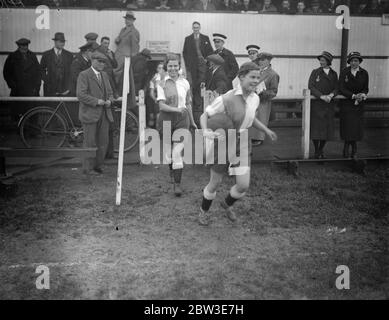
<box><xmin>308</xmin><ymin>51</ymin><xmax>338</xmax><ymax>158</ymax></box>
<box><xmin>339</xmin><ymin>52</ymin><xmax>369</xmax><ymax>158</ymax></box>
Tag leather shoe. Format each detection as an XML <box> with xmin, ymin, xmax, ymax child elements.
<box><xmin>220</xmin><ymin>200</ymin><xmax>237</xmax><ymax>222</ymax></box>
<box><xmin>198</xmin><ymin>208</ymin><xmax>210</xmax><ymax>226</ymax></box>
<box><xmin>93</xmin><ymin>167</ymin><xmax>103</xmax><ymax>174</ymax></box>
<box><xmin>174</xmin><ymin>183</ymin><xmax>182</xmax><ymax>197</ymax></box>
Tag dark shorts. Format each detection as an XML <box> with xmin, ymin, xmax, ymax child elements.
<box><xmin>157</xmin><ymin>109</ymin><xmax>190</xmax><ymax>136</ymax></box>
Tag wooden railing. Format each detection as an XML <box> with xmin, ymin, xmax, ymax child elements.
<box><xmin>1</xmin><ymin>92</ymin><xmax>388</xmax><ymax>160</ymax></box>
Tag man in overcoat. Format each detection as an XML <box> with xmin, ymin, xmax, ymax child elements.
<box><xmin>3</xmin><ymin>38</ymin><xmax>41</xmax><ymax>96</ymax></box>
<box><xmin>114</xmin><ymin>11</ymin><xmax>140</xmax><ymax>92</ymax></box>
<box><xmin>212</xmin><ymin>33</ymin><xmax>238</xmax><ymax>90</ymax></box>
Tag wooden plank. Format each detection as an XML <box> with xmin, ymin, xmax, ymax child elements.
<box><xmin>274</xmin><ymin>156</ymin><xmax>389</xmax><ymax>163</ymax></box>
<box><xmin>0</xmin><ymin>148</ymin><xmax>97</xmax><ymax>158</ymax></box>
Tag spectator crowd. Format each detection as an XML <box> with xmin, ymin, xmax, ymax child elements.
<box><xmin>16</xmin><ymin>0</ymin><xmax>389</xmax><ymax>15</ymax></box>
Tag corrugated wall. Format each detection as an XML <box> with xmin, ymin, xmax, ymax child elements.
<box><xmin>1</xmin><ymin>8</ymin><xmax>388</xmax><ymax>97</ymax></box>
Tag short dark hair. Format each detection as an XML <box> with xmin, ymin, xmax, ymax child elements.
<box><xmin>192</xmin><ymin>21</ymin><xmax>200</xmax><ymax>27</ymax></box>
<box><xmin>101</xmin><ymin>36</ymin><xmax>110</xmax><ymax>43</ymax></box>
<box><xmin>238</xmin><ymin>62</ymin><xmax>260</xmax><ymax>78</ymax></box>
<box><xmin>163</xmin><ymin>53</ymin><xmax>181</xmax><ymax>71</ymax></box>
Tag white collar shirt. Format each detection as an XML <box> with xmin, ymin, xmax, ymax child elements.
<box><xmin>156</xmin><ymin>75</ymin><xmax>191</xmax><ymax>109</ymax></box>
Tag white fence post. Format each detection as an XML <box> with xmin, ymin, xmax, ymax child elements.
<box><xmin>138</xmin><ymin>90</ymin><xmax>146</xmax><ymax>164</ymax></box>
<box><xmin>301</xmin><ymin>89</ymin><xmax>311</xmax><ymax>159</ymax></box>
<box><xmin>115</xmin><ymin>56</ymin><xmax>131</xmax><ymax>206</ymax></box>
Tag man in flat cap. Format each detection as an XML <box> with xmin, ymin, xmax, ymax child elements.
<box><xmin>212</xmin><ymin>33</ymin><xmax>238</xmax><ymax>90</ymax></box>
<box><xmin>246</xmin><ymin>45</ymin><xmax>260</xmax><ymax>62</ymax></box>
<box><xmin>77</xmin><ymin>51</ymin><xmax>114</xmax><ymax>175</ymax></box>
<box><xmin>114</xmin><ymin>11</ymin><xmax>140</xmax><ymax>93</ymax></box>
<box><xmin>85</xmin><ymin>32</ymin><xmax>99</xmax><ymax>45</ymax></box>
<box><xmin>205</xmin><ymin>54</ymin><xmax>229</xmax><ymax>95</ymax></box>
<box><xmin>40</xmin><ymin>32</ymin><xmax>74</xmax><ymax>96</ymax></box>
<box><xmin>68</xmin><ymin>42</ymin><xmax>98</xmax><ymax>96</ymax></box>
<box><xmin>249</xmin><ymin>52</ymin><xmax>280</xmax><ymax>146</ymax></box>
<box><xmin>97</xmin><ymin>36</ymin><xmax>121</xmax><ymax>159</ymax></box>
<box><xmin>3</xmin><ymin>38</ymin><xmax>41</xmax><ymax>96</ymax></box>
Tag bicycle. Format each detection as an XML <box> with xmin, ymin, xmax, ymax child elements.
<box><xmin>18</xmin><ymin>99</ymin><xmax>139</xmax><ymax>152</ymax></box>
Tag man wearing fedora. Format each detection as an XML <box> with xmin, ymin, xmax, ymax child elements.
<box><xmin>114</xmin><ymin>11</ymin><xmax>140</xmax><ymax>93</ymax></box>
<box><xmin>3</xmin><ymin>38</ymin><xmax>41</xmax><ymax>96</ymax></box>
<box><xmin>77</xmin><ymin>51</ymin><xmax>115</xmax><ymax>175</ymax></box>
<box><xmin>205</xmin><ymin>54</ymin><xmax>229</xmax><ymax>95</ymax></box>
<box><xmin>40</xmin><ymin>32</ymin><xmax>74</xmax><ymax>96</ymax></box>
<box><xmin>212</xmin><ymin>33</ymin><xmax>238</xmax><ymax>90</ymax></box>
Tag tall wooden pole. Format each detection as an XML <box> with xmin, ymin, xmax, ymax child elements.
<box><xmin>116</xmin><ymin>57</ymin><xmax>131</xmax><ymax>206</ymax></box>
<box><xmin>340</xmin><ymin>0</ymin><xmax>351</xmax><ymax>72</ymax></box>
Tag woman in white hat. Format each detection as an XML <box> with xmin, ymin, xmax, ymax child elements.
<box><xmin>308</xmin><ymin>51</ymin><xmax>339</xmax><ymax>158</ymax></box>
<box><xmin>339</xmin><ymin>52</ymin><xmax>369</xmax><ymax>158</ymax></box>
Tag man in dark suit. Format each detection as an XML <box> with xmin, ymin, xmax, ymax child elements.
<box><xmin>69</xmin><ymin>42</ymin><xmax>98</xmax><ymax>96</ymax></box>
<box><xmin>77</xmin><ymin>51</ymin><xmax>114</xmax><ymax>175</ymax></box>
<box><xmin>205</xmin><ymin>54</ymin><xmax>229</xmax><ymax>95</ymax></box>
<box><xmin>3</xmin><ymin>38</ymin><xmax>41</xmax><ymax>96</ymax></box>
<box><xmin>40</xmin><ymin>32</ymin><xmax>74</xmax><ymax>96</ymax></box>
<box><xmin>97</xmin><ymin>36</ymin><xmax>118</xmax><ymax>97</ymax></box>
<box><xmin>183</xmin><ymin>21</ymin><xmax>213</xmax><ymax>113</ymax></box>
<box><xmin>212</xmin><ymin>33</ymin><xmax>238</xmax><ymax>90</ymax></box>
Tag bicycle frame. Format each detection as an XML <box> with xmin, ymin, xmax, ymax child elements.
<box><xmin>18</xmin><ymin>101</ymin><xmax>78</xmax><ymax>132</ymax></box>
<box><xmin>44</xmin><ymin>101</ymin><xmax>78</xmax><ymax>131</ymax></box>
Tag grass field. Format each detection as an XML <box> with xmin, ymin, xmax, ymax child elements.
<box><xmin>0</xmin><ymin>163</ymin><xmax>388</xmax><ymax>299</ymax></box>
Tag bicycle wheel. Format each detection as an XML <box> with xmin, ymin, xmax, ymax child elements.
<box><xmin>112</xmin><ymin>109</ymin><xmax>139</xmax><ymax>153</ymax></box>
<box><xmin>20</xmin><ymin>107</ymin><xmax>68</xmax><ymax>148</ymax></box>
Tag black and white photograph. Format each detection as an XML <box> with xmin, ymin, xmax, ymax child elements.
<box><xmin>0</xmin><ymin>0</ymin><xmax>388</xmax><ymax>304</ymax></box>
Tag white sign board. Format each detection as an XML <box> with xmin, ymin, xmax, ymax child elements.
<box><xmin>146</xmin><ymin>41</ymin><xmax>170</xmax><ymax>54</ymax></box>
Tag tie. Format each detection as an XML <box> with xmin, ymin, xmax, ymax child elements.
<box><xmin>97</xmin><ymin>72</ymin><xmax>102</xmax><ymax>85</ymax></box>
